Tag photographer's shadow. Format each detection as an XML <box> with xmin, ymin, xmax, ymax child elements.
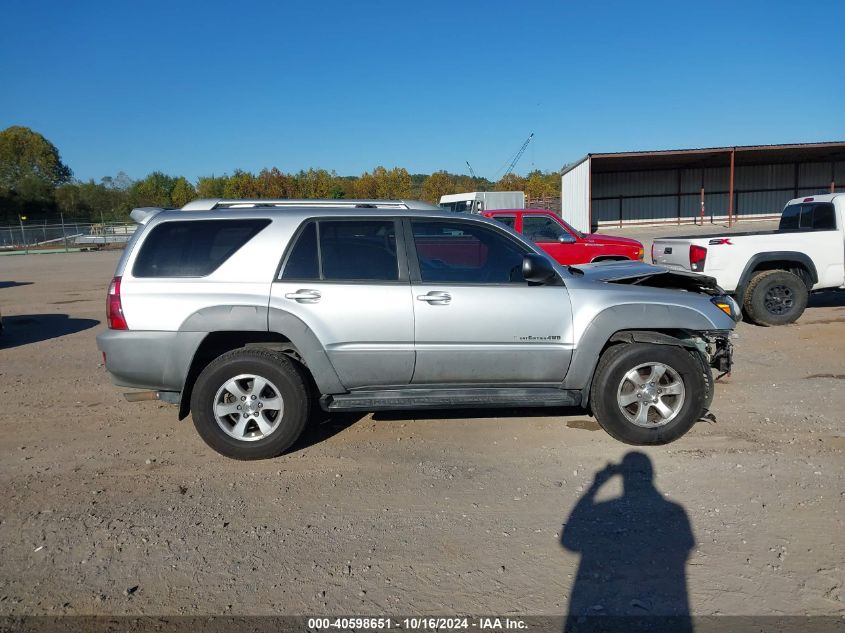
<box><xmin>561</xmin><ymin>452</ymin><xmax>694</xmax><ymax>633</ymax></box>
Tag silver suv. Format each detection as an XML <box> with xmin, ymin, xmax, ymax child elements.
<box><xmin>97</xmin><ymin>198</ymin><xmax>740</xmax><ymax>459</ymax></box>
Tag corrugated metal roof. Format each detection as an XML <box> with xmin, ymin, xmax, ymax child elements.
<box><xmin>590</xmin><ymin>140</ymin><xmax>845</xmax><ymax>158</ymax></box>
<box><xmin>560</xmin><ymin>141</ymin><xmax>845</xmax><ymax>174</ymax></box>
<box><xmin>560</xmin><ymin>155</ymin><xmax>589</xmax><ymax>177</ymax></box>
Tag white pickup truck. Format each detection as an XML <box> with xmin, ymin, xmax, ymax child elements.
<box><xmin>652</xmin><ymin>193</ymin><xmax>845</xmax><ymax>326</ymax></box>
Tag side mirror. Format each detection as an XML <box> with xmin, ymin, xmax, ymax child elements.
<box><xmin>522</xmin><ymin>253</ymin><xmax>558</xmax><ymax>284</ymax></box>
<box><xmin>557</xmin><ymin>233</ymin><xmax>576</xmax><ymax>244</ymax></box>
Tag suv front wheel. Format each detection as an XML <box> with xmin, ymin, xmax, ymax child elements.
<box><xmin>190</xmin><ymin>349</ymin><xmax>310</xmax><ymax>459</ymax></box>
<box><xmin>590</xmin><ymin>343</ymin><xmax>706</xmax><ymax>445</ymax></box>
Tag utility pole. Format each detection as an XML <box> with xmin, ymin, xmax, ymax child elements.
<box><xmin>60</xmin><ymin>212</ymin><xmax>69</xmax><ymax>253</ymax></box>
<box><xmin>18</xmin><ymin>214</ymin><xmax>28</xmax><ymax>255</ymax></box>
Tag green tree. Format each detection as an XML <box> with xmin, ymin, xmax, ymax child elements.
<box><xmin>525</xmin><ymin>170</ymin><xmax>558</xmax><ymax>199</ymax></box>
<box><xmin>255</xmin><ymin>167</ymin><xmax>295</xmax><ymax>198</ymax></box>
<box><xmin>170</xmin><ymin>176</ymin><xmax>196</xmax><ymax>207</ymax></box>
<box><xmin>54</xmin><ymin>183</ymin><xmax>83</xmax><ymax>218</ymax></box>
<box><xmin>196</xmin><ymin>174</ymin><xmax>228</xmax><ymax>198</ymax></box>
<box><xmin>222</xmin><ymin>170</ymin><xmax>258</xmax><ymax>198</ymax></box>
<box><xmin>494</xmin><ymin>173</ymin><xmax>527</xmax><ymax>192</ymax></box>
<box><xmin>454</xmin><ymin>174</ymin><xmax>492</xmax><ymax>192</ymax></box>
<box><xmin>422</xmin><ymin>170</ymin><xmax>455</xmax><ymax>203</ymax></box>
<box><xmin>130</xmin><ymin>172</ymin><xmax>178</xmax><ymax>207</ymax></box>
<box><xmin>384</xmin><ymin>167</ymin><xmax>412</xmax><ymax>198</ymax></box>
<box><xmin>353</xmin><ymin>170</ymin><xmax>378</xmax><ymax>198</ymax></box>
<box><xmin>0</xmin><ymin>126</ymin><xmax>72</xmax><ymax>192</ymax></box>
<box><xmin>294</xmin><ymin>168</ymin><xmax>335</xmax><ymax>198</ymax></box>
<box><xmin>100</xmin><ymin>171</ymin><xmax>133</xmax><ymax>191</ymax></box>
<box><xmin>372</xmin><ymin>166</ymin><xmax>391</xmax><ymax>198</ymax></box>
<box><xmin>55</xmin><ymin>179</ymin><xmax>131</xmax><ymax>221</ymax></box>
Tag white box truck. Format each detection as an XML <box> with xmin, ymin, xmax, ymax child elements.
<box><xmin>439</xmin><ymin>191</ymin><xmax>525</xmax><ymax>214</ymax></box>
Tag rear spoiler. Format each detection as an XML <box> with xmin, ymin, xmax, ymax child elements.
<box><xmin>129</xmin><ymin>207</ymin><xmax>169</xmax><ymax>224</ymax></box>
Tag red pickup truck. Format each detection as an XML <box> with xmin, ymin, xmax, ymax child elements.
<box><xmin>484</xmin><ymin>209</ymin><xmax>644</xmax><ymax>265</ymax></box>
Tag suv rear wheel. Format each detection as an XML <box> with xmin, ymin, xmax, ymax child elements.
<box><xmin>590</xmin><ymin>343</ymin><xmax>705</xmax><ymax>445</ymax></box>
<box><xmin>190</xmin><ymin>349</ymin><xmax>310</xmax><ymax>459</ymax></box>
<box><xmin>742</xmin><ymin>269</ymin><xmax>808</xmax><ymax>326</ymax></box>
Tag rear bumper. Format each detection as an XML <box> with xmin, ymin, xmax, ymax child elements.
<box><xmin>96</xmin><ymin>329</ymin><xmax>205</xmax><ymax>391</ymax></box>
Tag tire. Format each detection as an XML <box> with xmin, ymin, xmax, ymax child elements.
<box><xmin>590</xmin><ymin>343</ymin><xmax>706</xmax><ymax>445</ymax></box>
<box><xmin>742</xmin><ymin>269</ymin><xmax>808</xmax><ymax>326</ymax></box>
<box><xmin>690</xmin><ymin>349</ymin><xmax>715</xmax><ymax>412</ymax></box>
<box><xmin>190</xmin><ymin>348</ymin><xmax>310</xmax><ymax>460</ymax></box>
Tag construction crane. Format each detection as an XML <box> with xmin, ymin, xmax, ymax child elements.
<box><xmin>465</xmin><ymin>160</ymin><xmax>477</xmax><ymax>179</ymax></box>
<box><xmin>504</xmin><ymin>132</ymin><xmax>534</xmax><ymax>176</ymax></box>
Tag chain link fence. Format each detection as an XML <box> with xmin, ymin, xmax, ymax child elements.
<box><xmin>0</xmin><ymin>222</ymin><xmax>136</xmax><ymax>252</ymax></box>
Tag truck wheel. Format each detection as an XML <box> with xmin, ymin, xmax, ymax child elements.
<box><xmin>190</xmin><ymin>349</ymin><xmax>310</xmax><ymax>460</ymax></box>
<box><xmin>590</xmin><ymin>343</ymin><xmax>705</xmax><ymax>445</ymax></box>
<box><xmin>742</xmin><ymin>270</ymin><xmax>808</xmax><ymax>326</ymax></box>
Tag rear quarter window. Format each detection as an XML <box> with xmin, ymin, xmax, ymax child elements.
<box><xmin>779</xmin><ymin>202</ymin><xmax>837</xmax><ymax>232</ymax></box>
<box><xmin>132</xmin><ymin>219</ymin><xmax>271</xmax><ymax>278</ymax></box>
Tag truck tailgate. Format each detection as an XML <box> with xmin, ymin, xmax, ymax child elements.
<box><xmin>651</xmin><ymin>238</ymin><xmax>698</xmax><ymax>271</ymax></box>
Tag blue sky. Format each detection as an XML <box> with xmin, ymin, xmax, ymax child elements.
<box><xmin>1</xmin><ymin>0</ymin><xmax>843</xmax><ymax>182</ymax></box>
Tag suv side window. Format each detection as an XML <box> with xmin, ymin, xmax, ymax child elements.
<box><xmin>411</xmin><ymin>220</ymin><xmax>527</xmax><ymax>284</ymax></box>
<box><xmin>282</xmin><ymin>219</ymin><xmax>399</xmax><ymax>281</ymax></box>
<box><xmin>133</xmin><ymin>219</ymin><xmax>270</xmax><ymax>278</ymax></box>
<box><xmin>281</xmin><ymin>222</ymin><xmax>319</xmax><ymax>280</ymax></box>
<box><xmin>320</xmin><ymin>220</ymin><xmax>398</xmax><ymax>281</ymax></box>
<box><xmin>521</xmin><ymin>215</ymin><xmax>567</xmax><ymax>242</ymax></box>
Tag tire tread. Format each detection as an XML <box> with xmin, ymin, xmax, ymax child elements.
<box><xmin>190</xmin><ymin>348</ymin><xmax>311</xmax><ymax>460</ymax></box>
<box><xmin>590</xmin><ymin>342</ymin><xmax>705</xmax><ymax>445</ymax></box>
<box><xmin>742</xmin><ymin>269</ymin><xmax>807</xmax><ymax>326</ymax></box>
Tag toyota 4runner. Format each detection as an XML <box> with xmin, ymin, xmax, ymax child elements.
<box><xmin>97</xmin><ymin>198</ymin><xmax>740</xmax><ymax>459</ymax></box>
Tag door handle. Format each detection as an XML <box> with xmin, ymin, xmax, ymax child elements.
<box><xmin>416</xmin><ymin>291</ymin><xmax>451</xmax><ymax>305</ymax></box>
<box><xmin>284</xmin><ymin>289</ymin><xmax>321</xmax><ymax>303</ymax></box>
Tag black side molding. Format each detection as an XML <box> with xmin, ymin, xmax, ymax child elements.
<box><xmin>321</xmin><ymin>387</ymin><xmax>581</xmax><ymax>412</ymax></box>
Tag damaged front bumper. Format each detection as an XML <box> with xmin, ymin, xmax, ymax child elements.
<box><xmin>696</xmin><ymin>330</ymin><xmax>734</xmax><ymax>376</ymax></box>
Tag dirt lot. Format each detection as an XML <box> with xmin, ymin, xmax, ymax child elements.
<box><xmin>1</xmin><ymin>238</ymin><xmax>843</xmax><ymax>618</ymax></box>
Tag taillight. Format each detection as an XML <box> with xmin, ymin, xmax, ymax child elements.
<box><xmin>689</xmin><ymin>245</ymin><xmax>707</xmax><ymax>272</ymax></box>
<box><xmin>107</xmin><ymin>276</ymin><xmax>128</xmax><ymax>330</ymax></box>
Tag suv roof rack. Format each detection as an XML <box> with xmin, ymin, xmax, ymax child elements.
<box><xmin>181</xmin><ymin>198</ymin><xmax>440</xmax><ymax>211</ymax></box>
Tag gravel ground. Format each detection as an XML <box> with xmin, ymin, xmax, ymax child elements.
<box><xmin>0</xmin><ymin>235</ymin><xmax>843</xmax><ymax>618</ymax></box>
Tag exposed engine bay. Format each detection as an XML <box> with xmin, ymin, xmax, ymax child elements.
<box><xmin>568</xmin><ymin>261</ymin><xmax>725</xmax><ymax>295</ymax></box>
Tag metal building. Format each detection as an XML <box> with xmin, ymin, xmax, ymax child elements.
<box><xmin>560</xmin><ymin>142</ymin><xmax>845</xmax><ymax>233</ymax></box>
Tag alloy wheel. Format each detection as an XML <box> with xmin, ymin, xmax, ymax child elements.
<box><xmin>213</xmin><ymin>373</ymin><xmax>284</xmax><ymax>441</ymax></box>
<box><xmin>616</xmin><ymin>362</ymin><xmax>685</xmax><ymax>428</ymax></box>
